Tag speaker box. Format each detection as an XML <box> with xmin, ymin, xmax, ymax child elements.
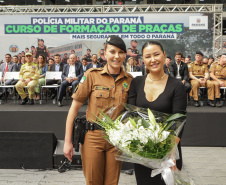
<box><xmin>0</xmin><ymin>131</ymin><xmax>57</xmax><ymax>169</ymax></box>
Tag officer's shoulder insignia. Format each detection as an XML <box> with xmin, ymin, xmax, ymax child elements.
<box><xmin>80</xmin><ymin>76</ymin><xmax>86</xmax><ymax>84</ymax></box>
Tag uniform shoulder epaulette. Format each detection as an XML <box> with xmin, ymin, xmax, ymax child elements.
<box><xmin>87</xmin><ymin>68</ymin><xmax>103</xmax><ymax>73</ymax></box>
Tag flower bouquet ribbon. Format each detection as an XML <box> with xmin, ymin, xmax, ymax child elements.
<box><xmin>94</xmin><ymin>104</ymin><xmax>195</xmax><ymax>185</ymax></box>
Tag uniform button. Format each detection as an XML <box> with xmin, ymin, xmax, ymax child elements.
<box><xmin>112</xmin><ymin>97</ymin><xmax>114</xmax><ymax>99</ymax></box>
<box><xmin>100</xmin><ymin>94</ymin><xmax>102</xmax><ymax>97</ymax></box>
<box><xmin>112</xmin><ymin>85</ymin><xmax>114</xmax><ymax>88</ymax></box>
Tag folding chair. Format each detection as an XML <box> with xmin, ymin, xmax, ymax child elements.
<box><xmin>0</xmin><ymin>72</ymin><xmax>19</xmax><ymax>102</ymax></box>
<box><xmin>128</xmin><ymin>72</ymin><xmax>142</xmax><ymax>78</ymax></box>
<box><xmin>41</xmin><ymin>71</ymin><xmax>62</xmax><ymax>104</ymax></box>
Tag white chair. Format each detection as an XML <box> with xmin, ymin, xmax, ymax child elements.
<box><xmin>128</xmin><ymin>72</ymin><xmax>142</xmax><ymax>78</ymax></box>
<box><xmin>41</xmin><ymin>71</ymin><xmax>62</xmax><ymax>104</ymax></box>
<box><xmin>0</xmin><ymin>72</ymin><xmax>20</xmax><ymax>102</ymax></box>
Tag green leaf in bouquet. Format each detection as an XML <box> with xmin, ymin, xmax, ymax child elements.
<box><xmin>163</xmin><ymin>113</ymin><xmax>185</xmax><ymax>125</ymax></box>
<box><xmin>141</xmin><ymin>118</ymin><xmax>150</xmax><ymax>128</ymax></box>
<box><xmin>148</xmin><ymin>109</ymin><xmax>157</xmax><ymax>126</ymax></box>
<box><xmin>129</xmin><ymin>117</ymin><xmax>137</xmax><ymax>128</ymax></box>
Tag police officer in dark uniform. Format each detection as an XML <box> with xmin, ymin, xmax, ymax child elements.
<box><xmin>63</xmin><ymin>35</ymin><xmax>133</xmax><ymax>185</ymax></box>
<box><xmin>35</xmin><ymin>39</ymin><xmax>50</xmax><ymax>61</ymax></box>
<box><xmin>126</xmin><ymin>40</ymin><xmax>140</xmax><ymax>65</ymax></box>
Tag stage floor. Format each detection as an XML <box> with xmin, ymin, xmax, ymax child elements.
<box><xmin>1</xmin><ymin>100</ymin><xmax>226</xmax><ymax>113</ymax></box>
<box><xmin>1</xmin><ymin>100</ymin><xmax>226</xmax><ymax>146</ymax></box>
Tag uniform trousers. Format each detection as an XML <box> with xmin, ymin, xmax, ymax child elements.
<box><xmin>58</xmin><ymin>80</ymin><xmax>79</xmax><ymax>101</ymax></box>
<box><xmin>81</xmin><ymin>130</ymin><xmax>122</xmax><ymax>185</ymax></box>
<box><xmin>15</xmin><ymin>80</ymin><xmax>38</xmax><ymax>99</ymax></box>
<box><xmin>212</xmin><ymin>80</ymin><xmax>226</xmax><ymax>99</ymax></box>
<box><xmin>189</xmin><ymin>80</ymin><xmax>214</xmax><ymax>101</ymax></box>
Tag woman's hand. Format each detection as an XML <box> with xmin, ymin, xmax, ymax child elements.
<box><xmin>63</xmin><ymin>141</ymin><xmax>73</xmax><ymax>162</ymax></box>
<box><xmin>170</xmin><ymin>160</ymin><xmax>178</xmax><ymax>171</ymax></box>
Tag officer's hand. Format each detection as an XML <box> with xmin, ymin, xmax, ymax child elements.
<box><xmin>63</xmin><ymin>141</ymin><xmax>73</xmax><ymax>162</ymax></box>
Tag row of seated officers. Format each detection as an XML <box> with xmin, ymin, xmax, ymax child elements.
<box><xmin>1</xmin><ymin>51</ymin><xmax>226</xmax><ymax>108</ymax></box>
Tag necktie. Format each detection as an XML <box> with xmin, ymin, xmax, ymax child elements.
<box><xmin>4</xmin><ymin>63</ymin><xmax>8</xmax><ymax>78</ymax></box>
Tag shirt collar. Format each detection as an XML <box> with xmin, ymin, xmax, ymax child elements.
<box><xmin>194</xmin><ymin>61</ymin><xmax>203</xmax><ymax>66</ymax></box>
<box><xmin>101</xmin><ymin>64</ymin><xmax>129</xmax><ymax>78</ymax></box>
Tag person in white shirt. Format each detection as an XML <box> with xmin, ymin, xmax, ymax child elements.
<box><xmin>57</xmin><ymin>54</ymin><xmax>83</xmax><ymax>107</ymax></box>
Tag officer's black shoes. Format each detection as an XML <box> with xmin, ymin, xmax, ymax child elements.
<box><xmin>58</xmin><ymin>101</ymin><xmax>63</xmax><ymax>107</ymax></box>
<box><xmin>20</xmin><ymin>97</ymin><xmax>28</xmax><ymax>105</ymax></box>
<box><xmin>28</xmin><ymin>99</ymin><xmax>34</xmax><ymax>105</ymax></box>
<box><xmin>193</xmin><ymin>101</ymin><xmax>200</xmax><ymax>107</ymax></box>
<box><xmin>208</xmin><ymin>100</ymin><xmax>215</xmax><ymax>107</ymax></box>
<box><xmin>216</xmin><ymin>101</ymin><xmax>223</xmax><ymax>108</ymax></box>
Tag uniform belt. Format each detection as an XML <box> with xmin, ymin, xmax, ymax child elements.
<box><xmin>85</xmin><ymin>122</ymin><xmax>103</xmax><ymax>130</ymax></box>
<box><xmin>195</xmin><ymin>76</ymin><xmax>204</xmax><ymax>79</ymax></box>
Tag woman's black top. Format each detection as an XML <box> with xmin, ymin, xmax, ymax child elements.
<box><xmin>128</xmin><ymin>74</ymin><xmax>187</xmax><ymax>185</ymax></box>
<box><xmin>128</xmin><ymin>75</ymin><xmax>187</xmax><ymax>116</ymax></box>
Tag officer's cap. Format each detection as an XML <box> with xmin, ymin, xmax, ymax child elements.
<box><xmin>25</xmin><ymin>52</ymin><xmax>32</xmax><ymax>56</ymax></box>
<box><xmin>166</xmin><ymin>56</ymin><xmax>171</xmax><ymax>60</ymax></box>
<box><xmin>131</xmin><ymin>40</ymin><xmax>137</xmax><ymax>43</ymax></box>
<box><xmin>196</xmin><ymin>51</ymin><xmax>203</xmax><ymax>56</ymax></box>
<box><xmin>106</xmin><ymin>35</ymin><xmax>126</xmax><ymax>53</ymax></box>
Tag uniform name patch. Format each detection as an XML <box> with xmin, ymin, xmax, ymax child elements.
<box><xmin>95</xmin><ymin>86</ymin><xmax>110</xmax><ymax>90</ymax></box>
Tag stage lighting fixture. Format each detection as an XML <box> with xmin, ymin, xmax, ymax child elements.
<box><xmin>166</xmin><ymin>0</ymin><xmax>171</xmax><ymax>1</ymax></box>
<box><xmin>65</xmin><ymin>0</ymin><xmax>70</xmax><ymax>2</ymax></box>
<box><xmin>37</xmin><ymin>0</ymin><xmax>42</xmax><ymax>2</ymax></box>
<box><xmin>0</xmin><ymin>0</ymin><xmax>4</xmax><ymax>2</ymax></box>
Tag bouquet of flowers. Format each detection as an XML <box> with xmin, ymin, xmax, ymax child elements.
<box><xmin>94</xmin><ymin>104</ymin><xmax>194</xmax><ymax>185</ymax></box>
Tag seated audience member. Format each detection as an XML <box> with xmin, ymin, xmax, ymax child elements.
<box><xmin>208</xmin><ymin>56</ymin><xmax>214</xmax><ymax>69</ymax></box>
<box><xmin>169</xmin><ymin>52</ymin><xmax>191</xmax><ymax>93</ymax></box>
<box><xmin>46</xmin><ymin>54</ymin><xmax>64</xmax><ymax>99</ymax></box>
<box><xmin>15</xmin><ymin>53</ymin><xmax>40</xmax><ymax>105</ymax></box>
<box><xmin>21</xmin><ymin>55</ymin><xmax>26</xmax><ymax>65</ymax></box>
<box><xmin>48</xmin><ymin>58</ymin><xmax>55</xmax><ymax>70</ymax></box>
<box><xmin>188</xmin><ymin>51</ymin><xmax>214</xmax><ymax>107</ymax></box>
<box><xmin>185</xmin><ymin>57</ymin><xmax>191</xmax><ymax>64</ymax></box>
<box><xmin>33</xmin><ymin>56</ymin><xmax>38</xmax><ymax>64</ymax></box>
<box><xmin>99</xmin><ymin>48</ymin><xmax>107</xmax><ymax>66</ymax></box>
<box><xmin>86</xmin><ymin>54</ymin><xmax>104</xmax><ymax>70</ymax></box>
<box><xmin>125</xmin><ymin>57</ymin><xmax>140</xmax><ymax>72</ymax></box>
<box><xmin>209</xmin><ymin>53</ymin><xmax>226</xmax><ymax>107</ymax></box>
<box><xmin>164</xmin><ymin>56</ymin><xmax>171</xmax><ymax>75</ymax></box>
<box><xmin>203</xmin><ymin>57</ymin><xmax>209</xmax><ymax>65</ymax></box>
<box><xmin>34</xmin><ymin>54</ymin><xmax>48</xmax><ymax>101</ymax></box>
<box><xmin>13</xmin><ymin>55</ymin><xmax>22</xmax><ymax>71</ymax></box>
<box><xmin>31</xmin><ymin>46</ymin><xmax>35</xmax><ymax>56</ymax></box>
<box><xmin>82</xmin><ymin>58</ymin><xmax>88</xmax><ymax>72</ymax></box>
<box><xmin>57</xmin><ymin>54</ymin><xmax>83</xmax><ymax>107</ymax></box>
<box><xmin>0</xmin><ymin>54</ymin><xmax>18</xmax><ymax>98</ymax></box>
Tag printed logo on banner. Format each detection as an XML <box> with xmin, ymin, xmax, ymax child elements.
<box><xmin>189</xmin><ymin>16</ymin><xmax>208</xmax><ymax>30</ymax></box>
<box><xmin>9</xmin><ymin>44</ymin><xmax>19</xmax><ymax>53</ymax></box>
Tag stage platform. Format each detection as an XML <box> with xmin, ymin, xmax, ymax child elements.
<box><xmin>0</xmin><ymin>100</ymin><xmax>226</xmax><ymax>147</ymax></box>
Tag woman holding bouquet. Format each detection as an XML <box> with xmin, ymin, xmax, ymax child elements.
<box><xmin>63</xmin><ymin>35</ymin><xmax>133</xmax><ymax>185</ymax></box>
<box><xmin>128</xmin><ymin>41</ymin><xmax>187</xmax><ymax>185</ymax></box>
